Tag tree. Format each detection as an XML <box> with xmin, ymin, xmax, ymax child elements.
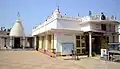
<box><xmin>101</xmin><ymin>36</ymin><xmax>108</xmax><ymax>49</ymax></box>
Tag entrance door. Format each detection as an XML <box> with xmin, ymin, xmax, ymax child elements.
<box><xmin>92</xmin><ymin>36</ymin><xmax>101</xmax><ymax>54</ymax></box>
<box><xmin>76</xmin><ymin>35</ymin><xmax>86</xmax><ymax>55</ymax></box>
<box><xmin>14</xmin><ymin>38</ymin><xmax>20</xmax><ymax>48</ymax></box>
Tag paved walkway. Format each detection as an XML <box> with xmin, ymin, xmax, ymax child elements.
<box><xmin>0</xmin><ymin>51</ymin><xmax>120</xmax><ymax>69</ymax></box>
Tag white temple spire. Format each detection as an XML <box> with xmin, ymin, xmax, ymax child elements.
<box><xmin>10</xmin><ymin>12</ymin><xmax>25</xmax><ymax>37</ymax></box>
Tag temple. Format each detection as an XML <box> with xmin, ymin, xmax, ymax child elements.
<box><xmin>32</xmin><ymin>8</ymin><xmax>120</xmax><ymax>57</ymax></box>
<box><xmin>0</xmin><ymin>12</ymin><xmax>35</xmax><ymax>50</ymax></box>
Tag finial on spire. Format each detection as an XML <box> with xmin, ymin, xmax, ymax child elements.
<box><xmin>78</xmin><ymin>13</ymin><xmax>79</xmax><ymax>16</ymax></box>
<box><xmin>57</xmin><ymin>6</ymin><xmax>60</xmax><ymax>13</ymax></box>
<box><xmin>57</xmin><ymin>6</ymin><xmax>59</xmax><ymax>9</ymax></box>
<box><xmin>17</xmin><ymin>12</ymin><xmax>20</xmax><ymax>20</ymax></box>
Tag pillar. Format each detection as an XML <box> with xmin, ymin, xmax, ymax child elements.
<box><xmin>45</xmin><ymin>35</ymin><xmax>48</xmax><ymax>50</ymax></box>
<box><xmin>34</xmin><ymin>36</ymin><xmax>37</xmax><ymax>49</ymax></box>
<box><xmin>22</xmin><ymin>37</ymin><xmax>25</xmax><ymax>49</ymax></box>
<box><xmin>9</xmin><ymin>37</ymin><xmax>14</xmax><ymax>48</ymax></box>
<box><xmin>89</xmin><ymin>32</ymin><xmax>92</xmax><ymax>57</ymax></box>
<box><xmin>39</xmin><ymin>36</ymin><xmax>42</xmax><ymax>49</ymax></box>
<box><xmin>51</xmin><ymin>34</ymin><xmax>54</xmax><ymax>52</ymax></box>
<box><xmin>42</xmin><ymin>36</ymin><xmax>45</xmax><ymax>50</ymax></box>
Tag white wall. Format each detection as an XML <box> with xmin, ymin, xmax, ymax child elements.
<box><xmin>54</xmin><ymin>33</ymin><xmax>75</xmax><ymax>53</ymax></box>
<box><xmin>80</xmin><ymin>23</ymin><xmax>91</xmax><ymax>32</ymax></box>
<box><xmin>32</xmin><ymin>19</ymin><xmax>57</xmax><ymax>36</ymax></box>
<box><xmin>57</xmin><ymin>19</ymin><xmax>81</xmax><ymax>31</ymax></box>
<box><xmin>57</xmin><ymin>19</ymin><xmax>92</xmax><ymax>32</ymax></box>
<box><xmin>90</xmin><ymin>23</ymin><xmax>101</xmax><ymax>31</ymax></box>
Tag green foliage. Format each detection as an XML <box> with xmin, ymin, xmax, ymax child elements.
<box><xmin>101</xmin><ymin>36</ymin><xmax>108</xmax><ymax>49</ymax></box>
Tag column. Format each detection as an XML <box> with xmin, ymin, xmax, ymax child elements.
<box><xmin>39</xmin><ymin>36</ymin><xmax>42</xmax><ymax>49</ymax></box>
<box><xmin>43</xmin><ymin>36</ymin><xmax>45</xmax><ymax>50</ymax></box>
<box><xmin>89</xmin><ymin>32</ymin><xmax>92</xmax><ymax>57</ymax></box>
<box><xmin>10</xmin><ymin>37</ymin><xmax>13</xmax><ymax>48</ymax></box>
<box><xmin>51</xmin><ymin>34</ymin><xmax>54</xmax><ymax>52</ymax></box>
<box><xmin>22</xmin><ymin>37</ymin><xmax>25</xmax><ymax>49</ymax></box>
<box><xmin>34</xmin><ymin>36</ymin><xmax>37</xmax><ymax>50</ymax></box>
<box><xmin>54</xmin><ymin>33</ymin><xmax>57</xmax><ymax>53</ymax></box>
<box><xmin>45</xmin><ymin>35</ymin><xmax>48</xmax><ymax>50</ymax></box>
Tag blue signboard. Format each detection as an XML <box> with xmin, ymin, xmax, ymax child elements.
<box><xmin>108</xmin><ymin>43</ymin><xmax>120</xmax><ymax>51</ymax></box>
<box><xmin>62</xmin><ymin>43</ymin><xmax>74</xmax><ymax>55</ymax></box>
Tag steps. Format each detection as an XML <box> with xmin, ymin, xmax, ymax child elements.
<box><xmin>39</xmin><ymin>49</ymin><xmax>56</xmax><ymax>58</ymax></box>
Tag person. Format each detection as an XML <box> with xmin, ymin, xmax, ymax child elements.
<box><xmin>71</xmin><ymin>49</ymin><xmax>74</xmax><ymax>56</ymax></box>
<box><xmin>101</xmin><ymin>12</ymin><xmax>106</xmax><ymax>20</ymax></box>
<box><xmin>89</xmin><ymin>11</ymin><xmax>92</xmax><ymax>16</ymax></box>
<box><xmin>4</xmin><ymin>45</ymin><xmax>8</xmax><ymax>50</ymax></box>
<box><xmin>71</xmin><ymin>49</ymin><xmax>75</xmax><ymax>60</ymax></box>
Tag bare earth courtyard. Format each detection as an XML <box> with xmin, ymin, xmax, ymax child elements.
<box><xmin>0</xmin><ymin>51</ymin><xmax>120</xmax><ymax>69</ymax></box>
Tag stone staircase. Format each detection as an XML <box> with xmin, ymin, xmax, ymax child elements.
<box><xmin>39</xmin><ymin>49</ymin><xmax>56</xmax><ymax>58</ymax></box>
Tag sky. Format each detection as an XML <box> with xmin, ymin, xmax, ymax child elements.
<box><xmin>0</xmin><ymin>0</ymin><xmax>120</xmax><ymax>35</ymax></box>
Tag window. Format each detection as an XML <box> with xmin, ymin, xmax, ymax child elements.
<box><xmin>76</xmin><ymin>40</ymin><xmax>80</xmax><ymax>47</ymax></box>
<box><xmin>76</xmin><ymin>36</ymin><xmax>80</xmax><ymax>39</ymax></box>
<box><xmin>82</xmin><ymin>43</ymin><xmax>85</xmax><ymax>47</ymax></box>
<box><xmin>82</xmin><ymin>49</ymin><xmax>85</xmax><ymax>54</ymax></box>
<box><xmin>77</xmin><ymin>49</ymin><xmax>81</xmax><ymax>53</ymax></box>
<box><xmin>101</xmin><ymin>24</ymin><xmax>106</xmax><ymax>31</ymax></box>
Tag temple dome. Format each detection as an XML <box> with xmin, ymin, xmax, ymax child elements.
<box><xmin>10</xmin><ymin>13</ymin><xmax>25</xmax><ymax>37</ymax></box>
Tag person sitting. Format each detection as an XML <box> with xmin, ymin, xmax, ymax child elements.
<box><xmin>101</xmin><ymin>12</ymin><xmax>106</xmax><ymax>20</ymax></box>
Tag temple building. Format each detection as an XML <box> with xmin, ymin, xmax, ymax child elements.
<box><xmin>0</xmin><ymin>13</ymin><xmax>35</xmax><ymax>50</ymax></box>
<box><xmin>32</xmin><ymin>7</ymin><xmax>120</xmax><ymax>57</ymax></box>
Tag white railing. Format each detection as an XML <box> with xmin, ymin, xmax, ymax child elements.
<box><xmin>90</xmin><ymin>14</ymin><xmax>116</xmax><ymax>21</ymax></box>
<box><xmin>90</xmin><ymin>14</ymin><xmax>101</xmax><ymax>20</ymax></box>
<box><xmin>60</xmin><ymin>16</ymin><xmax>80</xmax><ymax>21</ymax></box>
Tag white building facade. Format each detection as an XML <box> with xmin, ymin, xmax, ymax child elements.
<box><xmin>32</xmin><ymin>8</ymin><xmax>120</xmax><ymax>56</ymax></box>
